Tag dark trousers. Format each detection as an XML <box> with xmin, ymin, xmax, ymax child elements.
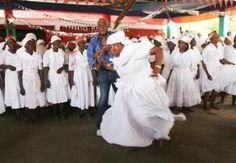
<box><xmin>96</xmin><ymin>68</ymin><xmax>119</xmax><ymax>129</ymax></box>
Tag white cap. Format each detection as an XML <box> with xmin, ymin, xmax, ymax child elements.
<box><xmin>139</xmin><ymin>36</ymin><xmax>149</xmax><ymax>42</ymax></box>
<box><xmin>22</xmin><ymin>37</ymin><xmax>32</xmax><ymax>47</ymax></box>
<box><xmin>51</xmin><ymin>35</ymin><xmax>61</xmax><ymax>43</ymax></box>
<box><xmin>167</xmin><ymin>38</ymin><xmax>177</xmax><ymax>45</ymax></box>
<box><xmin>36</xmin><ymin>39</ymin><xmax>45</xmax><ymax>45</ymax></box>
<box><xmin>179</xmin><ymin>34</ymin><xmax>192</xmax><ymax>44</ymax></box>
<box><xmin>226</xmin><ymin>36</ymin><xmax>234</xmax><ymax>43</ymax></box>
<box><xmin>25</xmin><ymin>33</ymin><xmax>37</xmax><ymax>41</ymax></box>
<box><xmin>107</xmin><ymin>31</ymin><xmax>126</xmax><ymax>45</ymax></box>
<box><xmin>153</xmin><ymin>35</ymin><xmax>165</xmax><ymax>46</ymax></box>
<box><xmin>131</xmin><ymin>38</ymin><xmax>139</xmax><ymax>43</ymax></box>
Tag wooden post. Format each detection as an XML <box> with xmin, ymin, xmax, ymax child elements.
<box><xmin>4</xmin><ymin>0</ymin><xmax>16</xmax><ymax>37</ymax></box>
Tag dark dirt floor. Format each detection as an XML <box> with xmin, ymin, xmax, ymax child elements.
<box><xmin>0</xmin><ymin>98</ymin><xmax>236</xmax><ymax>163</ymax></box>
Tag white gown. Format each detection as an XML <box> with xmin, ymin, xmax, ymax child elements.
<box><xmin>101</xmin><ymin>41</ymin><xmax>185</xmax><ymax>147</ymax></box>
<box><xmin>43</xmin><ymin>49</ymin><xmax>69</xmax><ymax>104</ymax></box>
<box><xmin>224</xmin><ymin>45</ymin><xmax>236</xmax><ymax>95</ymax></box>
<box><xmin>69</xmin><ymin>49</ymin><xmax>95</xmax><ymax>109</ymax></box>
<box><xmin>200</xmin><ymin>43</ymin><xmax>236</xmax><ymax>93</ymax></box>
<box><xmin>161</xmin><ymin>49</ymin><xmax>175</xmax><ymax>80</ymax></box>
<box><xmin>2</xmin><ymin>50</ymin><xmax>23</xmax><ymax>109</ymax></box>
<box><xmin>16</xmin><ymin>51</ymin><xmax>45</xmax><ymax>109</ymax></box>
<box><xmin>167</xmin><ymin>49</ymin><xmax>201</xmax><ymax>107</ymax></box>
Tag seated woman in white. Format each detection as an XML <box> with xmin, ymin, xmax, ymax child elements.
<box><xmin>100</xmin><ymin>31</ymin><xmax>186</xmax><ymax>147</ymax></box>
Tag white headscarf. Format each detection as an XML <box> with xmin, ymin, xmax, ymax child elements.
<box><xmin>25</xmin><ymin>33</ymin><xmax>37</xmax><ymax>41</ymax></box>
<box><xmin>107</xmin><ymin>31</ymin><xmax>131</xmax><ymax>45</ymax></box>
<box><xmin>51</xmin><ymin>35</ymin><xmax>61</xmax><ymax>44</ymax></box>
<box><xmin>22</xmin><ymin>37</ymin><xmax>32</xmax><ymax>48</ymax></box>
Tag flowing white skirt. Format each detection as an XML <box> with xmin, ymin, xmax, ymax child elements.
<box><xmin>46</xmin><ymin>71</ymin><xmax>69</xmax><ymax>104</ymax></box>
<box><xmin>0</xmin><ymin>89</ymin><xmax>5</xmax><ymax>114</ymax></box>
<box><xmin>167</xmin><ymin>68</ymin><xmax>201</xmax><ymax>107</ymax></box>
<box><xmin>4</xmin><ymin>70</ymin><xmax>23</xmax><ymax>109</ymax></box>
<box><xmin>70</xmin><ymin>68</ymin><xmax>95</xmax><ymax>109</ymax></box>
<box><xmin>101</xmin><ymin>75</ymin><xmax>185</xmax><ymax>147</ymax></box>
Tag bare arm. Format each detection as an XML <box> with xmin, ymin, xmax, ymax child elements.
<box><xmin>18</xmin><ymin>70</ymin><xmax>25</xmax><ymax>95</ymax></box>
<box><xmin>150</xmin><ymin>46</ymin><xmax>163</xmax><ymax>76</ymax></box>
<box><xmin>43</xmin><ymin>67</ymin><xmax>50</xmax><ymax>88</ymax></box>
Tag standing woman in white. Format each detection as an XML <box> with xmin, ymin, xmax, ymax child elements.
<box><xmin>43</xmin><ymin>36</ymin><xmax>69</xmax><ymax>121</ymax></box>
<box><xmin>167</xmin><ymin>34</ymin><xmax>201</xmax><ymax>112</ymax></box>
<box><xmin>69</xmin><ymin>38</ymin><xmax>95</xmax><ymax>111</ymax></box>
<box><xmin>100</xmin><ymin>31</ymin><xmax>185</xmax><ymax>147</ymax></box>
<box><xmin>17</xmin><ymin>37</ymin><xmax>44</xmax><ymax>122</ymax></box>
<box><xmin>224</xmin><ymin>35</ymin><xmax>236</xmax><ymax>105</ymax></box>
<box><xmin>0</xmin><ymin>36</ymin><xmax>22</xmax><ymax>119</ymax></box>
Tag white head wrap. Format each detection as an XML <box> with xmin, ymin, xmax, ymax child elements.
<box><xmin>139</xmin><ymin>36</ymin><xmax>149</xmax><ymax>42</ymax></box>
<box><xmin>107</xmin><ymin>31</ymin><xmax>131</xmax><ymax>45</ymax></box>
<box><xmin>153</xmin><ymin>35</ymin><xmax>165</xmax><ymax>47</ymax></box>
<box><xmin>179</xmin><ymin>34</ymin><xmax>192</xmax><ymax>44</ymax></box>
<box><xmin>22</xmin><ymin>37</ymin><xmax>32</xmax><ymax>47</ymax></box>
<box><xmin>131</xmin><ymin>38</ymin><xmax>139</xmax><ymax>43</ymax></box>
<box><xmin>167</xmin><ymin>38</ymin><xmax>177</xmax><ymax>45</ymax></box>
<box><xmin>226</xmin><ymin>36</ymin><xmax>234</xmax><ymax>43</ymax></box>
<box><xmin>36</xmin><ymin>39</ymin><xmax>45</xmax><ymax>45</ymax></box>
<box><xmin>51</xmin><ymin>35</ymin><xmax>61</xmax><ymax>43</ymax></box>
<box><xmin>25</xmin><ymin>33</ymin><xmax>37</xmax><ymax>41</ymax></box>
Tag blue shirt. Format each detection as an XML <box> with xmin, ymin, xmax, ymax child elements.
<box><xmin>87</xmin><ymin>32</ymin><xmax>114</xmax><ymax>67</ymax></box>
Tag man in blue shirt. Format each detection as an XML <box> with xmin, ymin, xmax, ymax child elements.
<box><xmin>87</xmin><ymin>18</ymin><xmax>119</xmax><ymax>136</ymax></box>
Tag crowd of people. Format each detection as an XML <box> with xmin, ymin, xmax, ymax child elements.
<box><xmin>0</xmin><ymin>18</ymin><xmax>236</xmax><ymax>147</ymax></box>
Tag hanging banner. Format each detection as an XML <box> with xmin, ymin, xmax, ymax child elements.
<box><xmin>212</xmin><ymin>0</ymin><xmax>217</xmax><ymax>7</ymax></box>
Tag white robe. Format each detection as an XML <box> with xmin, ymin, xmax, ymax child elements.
<box><xmin>2</xmin><ymin>50</ymin><xmax>23</xmax><ymax>109</ymax></box>
<box><xmin>200</xmin><ymin>43</ymin><xmax>236</xmax><ymax>93</ymax></box>
<box><xmin>69</xmin><ymin>49</ymin><xmax>95</xmax><ymax>109</ymax></box>
<box><xmin>101</xmin><ymin>41</ymin><xmax>185</xmax><ymax>147</ymax></box>
<box><xmin>16</xmin><ymin>51</ymin><xmax>45</xmax><ymax>109</ymax></box>
<box><xmin>43</xmin><ymin>48</ymin><xmax>69</xmax><ymax>104</ymax></box>
<box><xmin>224</xmin><ymin>45</ymin><xmax>236</xmax><ymax>95</ymax></box>
<box><xmin>167</xmin><ymin>49</ymin><xmax>201</xmax><ymax>107</ymax></box>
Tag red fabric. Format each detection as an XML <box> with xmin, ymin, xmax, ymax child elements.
<box><xmin>102</xmin><ymin>0</ymin><xmax>106</xmax><ymax>4</ymax></box>
<box><xmin>5</xmin><ymin>35</ymin><xmax>16</xmax><ymax>42</ymax></box>
<box><xmin>110</xmin><ymin>0</ymin><xmax>115</xmax><ymax>4</ymax></box>
<box><xmin>75</xmin><ymin>0</ymin><xmax>79</xmax><ymax>5</ymax></box>
<box><xmin>191</xmin><ymin>0</ymin><xmax>195</xmax><ymax>6</ymax></box>
<box><xmin>64</xmin><ymin>0</ymin><xmax>70</xmax><ymax>4</ymax></box>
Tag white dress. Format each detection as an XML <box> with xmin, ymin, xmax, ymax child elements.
<box><xmin>200</xmin><ymin>43</ymin><xmax>236</xmax><ymax>93</ymax></box>
<box><xmin>161</xmin><ymin>49</ymin><xmax>175</xmax><ymax>80</ymax></box>
<box><xmin>167</xmin><ymin>49</ymin><xmax>201</xmax><ymax>107</ymax></box>
<box><xmin>191</xmin><ymin>47</ymin><xmax>203</xmax><ymax>97</ymax></box>
<box><xmin>69</xmin><ymin>49</ymin><xmax>95</xmax><ymax>109</ymax></box>
<box><xmin>2</xmin><ymin>50</ymin><xmax>23</xmax><ymax>109</ymax></box>
<box><xmin>17</xmin><ymin>51</ymin><xmax>45</xmax><ymax>109</ymax></box>
<box><xmin>224</xmin><ymin>45</ymin><xmax>236</xmax><ymax>95</ymax></box>
<box><xmin>100</xmin><ymin>41</ymin><xmax>185</xmax><ymax>147</ymax></box>
<box><xmin>43</xmin><ymin>49</ymin><xmax>69</xmax><ymax>104</ymax></box>
<box><xmin>0</xmin><ymin>53</ymin><xmax>5</xmax><ymax>114</ymax></box>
